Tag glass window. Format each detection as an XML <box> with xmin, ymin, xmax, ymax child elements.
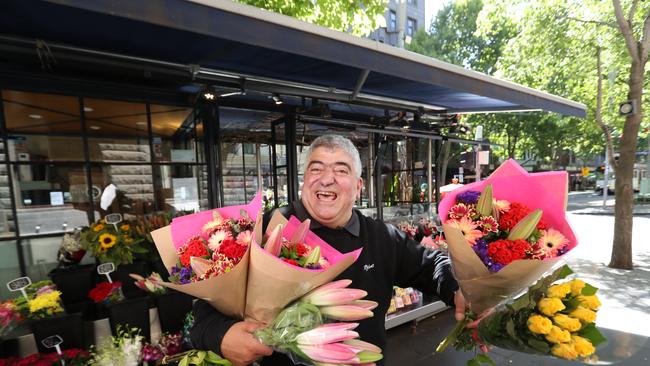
<box><xmin>90</xmin><ymin>165</ymin><xmax>155</xmax><ymax>219</ymax></box>
<box><xmin>21</xmin><ymin>237</ymin><xmax>61</xmax><ymax>283</ymax></box>
<box><xmin>389</xmin><ymin>11</ymin><xmax>397</xmax><ymax>32</ymax></box>
<box><xmin>150</xmin><ymin>104</ymin><xmax>197</xmax><ymax>163</ymax></box>
<box><xmin>0</xmin><ymin>154</ymin><xmax>15</xmax><ymax>237</ymax></box>
<box><xmin>221</xmin><ymin>143</ymin><xmax>262</xmax><ymax>205</ymax></box>
<box><xmin>407</xmin><ymin>18</ymin><xmax>416</xmax><ymax>37</ymax></box>
<box><xmin>154</xmin><ymin>165</ymin><xmax>208</xmax><ymax>213</ymax></box>
<box><xmin>13</xmin><ymin>164</ymin><xmax>89</xmax><ymax>235</ymax></box>
<box><xmin>2</xmin><ymin>90</ymin><xmax>84</xmax><ymax>161</ymax></box>
<box><xmin>84</xmin><ymin>98</ymin><xmax>150</xmax><ymax>162</ymax></box>
<box><xmin>0</xmin><ymin>240</ymin><xmax>20</xmax><ymax>300</ymax></box>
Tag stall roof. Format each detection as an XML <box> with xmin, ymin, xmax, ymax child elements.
<box><xmin>0</xmin><ymin>0</ymin><xmax>586</xmax><ymax>117</ymax></box>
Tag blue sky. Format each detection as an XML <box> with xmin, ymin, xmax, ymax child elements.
<box><xmin>425</xmin><ymin>0</ymin><xmax>449</xmax><ymax>31</ymax></box>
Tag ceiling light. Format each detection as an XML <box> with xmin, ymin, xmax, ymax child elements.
<box><xmin>220</xmin><ymin>91</ymin><xmax>244</xmax><ymax>98</ymax></box>
<box><xmin>83</xmin><ymin>107</ymin><xmax>94</xmax><ymax>112</ymax></box>
<box><xmin>28</xmin><ymin>114</ymin><xmax>43</xmax><ymax>119</ymax></box>
<box><xmin>89</xmin><ymin>125</ymin><xmax>101</xmax><ymax>130</ymax></box>
<box><xmin>136</xmin><ymin>121</ymin><xmax>147</xmax><ymax>126</ymax></box>
<box><xmin>272</xmin><ymin>94</ymin><xmax>283</xmax><ymax>105</ymax></box>
<box><xmin>203</xmin><ymin>91</ymin><xmax>215</xmax><ymax>100</ymax></box>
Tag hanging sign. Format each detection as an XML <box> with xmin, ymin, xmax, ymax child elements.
<box><xmin>7</xmin><ymin>276</ymin><xmax>31</xmax><ymax>301</ymax></box>
<box><xmin>97</xmin><ymin>262</ymin><xmax>116</xmax><ymax>283</ymax></box>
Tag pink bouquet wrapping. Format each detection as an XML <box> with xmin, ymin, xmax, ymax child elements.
<box><xmin>439</xmin><ymin>159</ymin><xmax>578</xmax><ymax>313</ymax></box>
<box><xmin>151</xmin><ymin>194</ymin><xmax>361</xmax><ymax>323</ymax></box>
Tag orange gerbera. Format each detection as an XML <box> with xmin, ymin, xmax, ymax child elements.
<box><xmin>446</xmin><ymin>216</ymin><xmax>483</xmax><ymax>245</ymax></box>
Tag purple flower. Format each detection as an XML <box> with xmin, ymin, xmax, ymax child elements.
<box><xmin>456</xmin><ymin>190</ymin><xmax>481</xmax><ymax>205</ymax></box>
<box><xmin>489</xmin><ymin>263</ymin><xmax>504</xmax><ymax>272</ymax></box>
<box><xmin>556</xmin><ymin>245</ymin><xmax>569</xmax><ymax>256</ymax></box>
<box><xmin>142</xmin><ymin>344</ymin><xmax>164</xmax><ymax>361</ymax></box>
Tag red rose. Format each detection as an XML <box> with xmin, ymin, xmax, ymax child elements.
<box><xmin>487</xmin><ymin>240</ymin><xmax>514</xmax><ymax>265</ymax></box>
<box><xmin>283</xmin><ymin>258</ymin><xmax>299</xmax><ymax>266</ymax></box>
<box><xmin>179</xmin><ymin>237</ymin><xmax>209</xmax><ymax>267</ymax></box>
<box><xmin>295</xmin><ymin>243</ymin><xmax>310</xmax><ymax>257</ymax></box>
<box><xmin>499</xmin><ymin>202</ymin><xmax>548</xmax><ymax>231</ymax></box>
<box><xmin>218</xmin><ymin>238</ymin><xmax>247</xmax><ymax>260</ymax></box>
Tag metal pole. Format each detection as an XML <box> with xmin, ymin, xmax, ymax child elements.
<box><xmin>256</xmin><ymin>143</ymin><xmax>263</xmax><ymax>194</ymax></box>
<box><xmin>368</xmin><ymin>133</ymin><xmax>375</xmax><ymax>207</ymax></box>
<box><xmin>427</xmin><ymin>138</ymin><xmax>432</xmax><ymax>203</ymax></box>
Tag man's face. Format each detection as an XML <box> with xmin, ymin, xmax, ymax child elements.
<box><xmin>301</xmin><ymin>146</ymin><xmax>363</xmax><ymax>229</ymax></box>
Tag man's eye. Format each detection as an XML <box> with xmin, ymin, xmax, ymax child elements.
<box><xmin>335</xmin><ymin>168</ymin><xmax>349</xmax><ymax>175</ymax></box>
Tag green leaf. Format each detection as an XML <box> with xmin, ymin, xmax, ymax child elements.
<box><xmin>475</xmin><ymin>353</ymin><xmax>496</xmax><ymax>365</ymax></box>
<box><xmin>578</xmin><ymin>323</ymin><xmax>608</xmax><ymax>347</ymax></box>
<box><xmin>563</xmin><ymin>297</ymin><xmax>581</xmax><ymax>312</ymax></box>
<box><xmin>179</xmin><ymin>356</ymin><xmax>189</xmax><ymax>366</ymax></box>
<box><xmin>581</xmin><ymin>283</ymin><xmax>598</xmax><ymax>296</ymax></box>
<box><xmin>527</xmin><ymin>338</ymin><xmax>550</xmax><ymax>353</ymax></box>
<box><xmin>505</xmin><ymin>319</ymin><xmax>516</xmax><ymax>338</ymax></box>
<box><xmin>467</xmin><ymin>359</ymin><xmax>482</xmax><ymax>366</ymax></box>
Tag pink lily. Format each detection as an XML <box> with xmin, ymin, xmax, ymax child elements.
<box><xmin>303</xmin><ymin>288</ymin><xmax>368</xmax><ymax>306</ymax></box>
<box><xmin>291</xmin><ymin>218</ymin><xmax>311</xmax><ymax>244</ymax></box>
<box><xmin>189</xmin><ymin>256</ymin><xmax>213</xmax><ymax>277</ymax></box>
<box><xmin>309</xmin><ymin>279</ymin><xmax>352</xmax><ymax>293</ymax></box>
<box><xmin>296</xmin><ymin>325</ymin><xmax>359</xmax><ymax>345</ymax></box>
<box><xmin>298</xmin><ymin>343</ymin><xmax>357</xmax><ymax>363</ymax></box>
<box><xmin>319</xmin><ymin>305</ymin><xmax>373</xmax><ymax>321</ymax></box>
<box><xmin>264</xmin><ymin>224</ymin><xmax>284</xmax><ymax>257</ymax></box>
<box><xmin>348</xmin><ymin>300</ymin><xmax>378</xmax><ymax>311</ymax></box>
<box><xmin>342</xmin><ymin>339</ymin><xmax>382</xmax><ymax>354</ymax></box>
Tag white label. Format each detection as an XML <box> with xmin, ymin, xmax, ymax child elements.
<box><xmin>97</xmin><ymin>262</ymin><xmax>115</xmax><ymax>275</ymax></box>
<box><xmin>478</xmin><ymin>150</ymin><xmax>490</xmax><ymax>165</ymax></box>
<box><xmin>104</xmin><ymin>213</ymin><xmax>123</xmax><ymax>225</ymax></box>
<box><xmin>7</xmin><ymin>276</ymin><xmax>31</xmax><ymax>291</ymax></box>
<box><xmin>50</xmin><ymin>191</ymin><xmax>64</xmax><ymax>206</ymax></box>
<box><xmin>42</xmin><ymin>335</ymin><xmax>63</xmax><ymax>348</ymax></box>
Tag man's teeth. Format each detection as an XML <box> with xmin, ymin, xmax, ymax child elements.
<box><xmin>316</xmin><ymin>192</ymin><xmax>337</xmax><ymax>200</ymax></box>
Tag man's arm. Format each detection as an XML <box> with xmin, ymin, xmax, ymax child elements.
<box><xmin>190</xmin><ymin>300</ymin><xmax>273</xmax><ymax>366</ymax></box>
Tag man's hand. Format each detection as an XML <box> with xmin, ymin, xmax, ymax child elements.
<box><xmin>454</xmin><ymin>290</ymin><xmax>467</xmax><ymax>321</ymax></box>
<box><xmin>221</xmin><ymin>321</ymin><xmax>273</xmax><ymax>366</ymax></box>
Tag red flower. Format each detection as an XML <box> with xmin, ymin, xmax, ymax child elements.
<box><xmin>179</xmin><ymin>236</ymin><xmax>209</xmax><ymax>267</ymax></box>
<box><xmin>295</xmin><ymin>243</ymin><xmax>310</xmax><ymax>257</ymax></box>
<box><xmin>510</xmin><ymin>239</ymin><xmax>532</xmax><ymax>260</ymax></box>
<box><xmin>283</xmin><ymin>258</ymin><xmax>299</xmax><ymax>266</ymax></box>
<box><xmin>498</xmin><ymin>202</ymin><xmax>547</xmax><ymax>231</ymax></box>
<box><xmin>89</xmin><ymin>281</ymin><xmax>122</xmax><ymax>303</ymax></box>
<box><xmin>218</xmin><ymin>238</ymin><xmax>247</xmax><ymax>260</ymax></box>
<box><xmin>487</xmin><ymin>240</ymin><xmax>513</xmax><ymax>265</ymax></box>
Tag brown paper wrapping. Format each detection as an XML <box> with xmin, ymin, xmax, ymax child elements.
<box><xmin>151</xmin><ymin>210</ymin><xmax>356</xmax><ymax>324</ymax></box>
<box><xmin>443</xmin><ymin>224</ymin><xmax>561</xmax><ymax>314</ymax></box>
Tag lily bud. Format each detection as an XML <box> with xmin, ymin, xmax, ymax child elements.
<box><xmin>305</xmin><ymin>246</ymin><xmax>321</xmax><ymax>266</ymax></box>
<box><xmin>320</xmin><ymin>305</ymin><xmax>373</xmax><ymax>321</ymax></box>
<box><xmin>348</xmin><ymin>300</ymin><xmax>378</xmax><ymax>311</ymax></box>
<box><xmin>291</xmin><ymin>218</ymin><xmax>311</xmax><ymax>244</ymax></box>
<box><xmin>264</xmin><ymin>224</ymin><xmax>284</xmax><ymax>257</ymax></box>
<box><xmin>309</xmin><ymin>279</ymin><xmax>352</xmax><ymax>293</ymax></box>
<box><xmin>296</xmin><ymin>325</ymin><xmax>359</xmax><ymax>345</ymax></box>
<box><xmin>476</xmin><ymin>184</ymin><xmax>493</xmax><ymax>217</ymax></box>
<box><xmin>190</xmin><ymin>256</ymin><xmax>214</xmax><ymax>277</ymax></box>
<box><xmin>298</xmin><ymin>343</ymin><xmax>358</xmax><ymax>363</ymax></box>
<box><xmin>303</xmin><ymin>288</ymin><xmax>368</xmax><ymax>306</ymax></box>
<box><xmin>342</xmin><ymin>339</ymin><xmax>382</xmax><ymax>354</ymax></box>
<box><xmin>357</xmin><ymin>351</ymin><xmax>383</xmax><ymax>363</ymax></box>
<box><xmin>507</xmin><ymin>209</ymin><xmax>542</xmax><ymax>240</ymax></box>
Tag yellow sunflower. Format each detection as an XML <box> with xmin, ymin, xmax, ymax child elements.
<box><xmin>120</xmin><ymin>224</ymin><xmax>130</xmax><ymax>231</ymax></box>
<box><xmin>93</xmin><ymin>223</ymin><xmax>105</xmax><ymax>232</ymax></box>
<box><xmin>98</xmin><ymin>233</ymin><xmax>117</xmax><ymax>250</ymax></box>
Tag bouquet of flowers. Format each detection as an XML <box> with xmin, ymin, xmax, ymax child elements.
<box><xmin>0</xmin><ymin>299</ymin><xmax>22</xmax><ymax>336</ymax></box>
<box><xmin>14</xmin><ymin>281</ymin><xmax>65</xmax><ymax>320</ymax></box>
<box><xmin>57</xmin><ymin>229</ymin><xmax>86</xmax><ymax>266</ymax></box>
<box><xmin>90</xmin><ymin>325</ymin><xmax>143</xmax><ymax>366</ymax></box>
<box><xmin>252</xmin><ymin>279</ymin><xmax>382</xmax><ymax>365</ymax></box>
<box><xmin>396</xmin><ymin>221</ymin><xmax>417</xmax><ymax>239</ymax></box>
<box><xmin>80</xmin><ymin>219</ymin><xmax>148</xmax><ymax>266</ymax></box>
<box><xmin>439</xmin><ymin>159</ymin><xmax>577</xmax><ymax>313</ymax></box>
<box><xmin>150</xmin><ymin>193</ymin><xmax>362</xmax><ymax>323</ymax></box>
<box><xmin>0</xmin><ymin>348</ymin><xmax>91</xmax><ymax>366</ymax></box>
<box><xmin>438</xmin><ymin>265</ymin><xmax>606</xmax><ymax>364</ymax></box>
<box><xmin>130</xmin><ymin>272</ymin><xmax>167</xmax><ymax>295</ymax></box>
<box><xmin>141</xmin><ymin>331</ymin><xmax>183</xmax><ymax>363</ymax></box>
<box><xmin>88</xmin><ymin>282</ymin><xmax>125</xmax><ymax>304</ymax></box>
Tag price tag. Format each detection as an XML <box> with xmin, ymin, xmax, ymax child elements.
<box><xmin>7</xmin><ymin>276</ymin><xmax>31</xmax><ymax>302</ymax></box>
<box><xmin>42</xmin><ymin>335</ymin><xmax>65</xmax><ymax>365</ymax></box>
<box><xmin>97</xmin><ymin>262</ymin><xmax>115</xmax><ymax>283</ymax></box>
<box><xmin>105</xmin><ymin>213</ymin><xmax>123</xmax><ymax>231</ymax></box>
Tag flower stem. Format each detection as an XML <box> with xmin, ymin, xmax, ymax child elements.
<box><xmin>436</xmin><ymin>318</ymin><xmax>468</xmax><ymax>353</ymax></box>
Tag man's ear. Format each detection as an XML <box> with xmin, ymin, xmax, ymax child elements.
<box><xmin>356</xmin><ymin>177</ymin><xmax>363</xmax><ymax>199</ymax></box>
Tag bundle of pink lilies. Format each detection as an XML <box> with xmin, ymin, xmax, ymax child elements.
<box><xmin>255</xmin><ymin>279</ymin><xmax>383</xmax><ymax>365</ymax></box>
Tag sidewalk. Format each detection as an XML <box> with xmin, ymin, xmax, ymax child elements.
<box><xmin>385</xmin><ymin>213</ymin><xmax>650</xmax><ymax>365</ymax></box>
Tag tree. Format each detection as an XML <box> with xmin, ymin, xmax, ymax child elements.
<box><xmin>237</xmin><ymin>0</ymin><xmax>385</xmax><ymax>36</ymax></box>
<box><xmin>607</xmin><ymin>0</ymin><xmax>650</xmax><ymax>269</ymax></box>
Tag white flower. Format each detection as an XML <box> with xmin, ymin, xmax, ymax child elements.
<box><xmin>208</xmin><ymin>230</ymin><xmax>232</xmax><ymax>251</ymax></box>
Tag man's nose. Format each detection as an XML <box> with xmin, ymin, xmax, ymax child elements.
<box><xmin>319</xmin><ymin>169</ymin><xmax>335</xmax><ymax>185</ymax></box>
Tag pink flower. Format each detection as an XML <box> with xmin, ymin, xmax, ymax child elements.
<box><xmin>446</xmin><ymin>217</ymin><xmax>484</xmax><ymax>245</ymax></box>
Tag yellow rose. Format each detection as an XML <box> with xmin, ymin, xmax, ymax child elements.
<box><xmin>553</xmin><ymin>313</ymin><xmax>582</xmax><ymax>332</ymax></box>
<box><xmin>547</xmin><ymin>283</ymin><xmax>572</xmax><ymax>298</ymax></box>
<box><xmin>571</xmin><ymin>335</ymin><xmax>595</xmax><ymax>357</ymax></box>
<box><xmin>578</xmin><ymin>295</ymin><xmax>601</xmax><ymax>310</ymax></box>
<box><xmin>570</xmin><ymin>306</ymin><xmax>597</xmax><ymax>323</ymax></box>
<box><xmin>545</xmin><ymin>325</ymin><xmax>571</xmax><ymax>344</ymax></box>
<box><xmin>551</xmin><ymin>342</ymin><xmax>579</xmax><ymax>360</ymax></box>
<box><xmin>570</xmin><ymin>279</ymin><xmax>586</xmax><ymax>296</ymax></box>
<box><xmin>538</xmin><ymin>297</ymin><xmax>566</xmax><ymax>316</ymax></box>
<box><xmin>528</xmin><ymin>314</ymin><xmax>553</xmax><ymax>334</ymax></box>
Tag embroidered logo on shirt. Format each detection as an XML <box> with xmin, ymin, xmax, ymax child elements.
<box><xmin>363</xmin><ymin>263</ymin><xmax>375</xmax><ymax>272</ymax></box>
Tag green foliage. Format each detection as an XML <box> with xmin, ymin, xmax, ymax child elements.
<box><xmin>237</xmin><ymin>0</ymin><xmax>385</xmax><ymax>36</ymax></box>
<box><xmin>165</xmin><ymin>350</ymin><xmax>232</xmax><ymax>366</ymax></box>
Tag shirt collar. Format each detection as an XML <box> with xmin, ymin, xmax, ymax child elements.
<box><xmin>293</xmin><ymin>200</ymin><xmax>360</xmax><ymax>237</ymax></box>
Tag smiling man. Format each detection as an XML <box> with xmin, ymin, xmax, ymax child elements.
<box><xmin>190</xmin><ymin>135</ymin><xmax>463</xmax><ymax>366</ymax></box>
